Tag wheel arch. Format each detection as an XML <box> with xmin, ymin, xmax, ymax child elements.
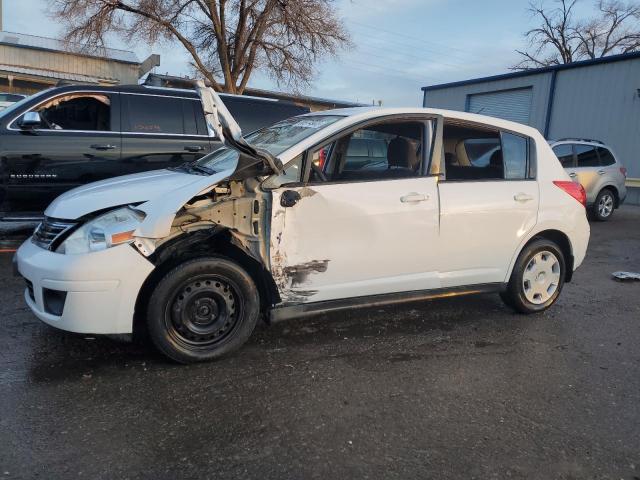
<box><xmin>507</xmin><ymin>229</ymin><xmax>575</xmax><ymax>284</ymax></box>
<box><xmin>132</xmin><ymin>228</ymin><xmax>280</xmax><ymax>338</ymax></box>
<box><xmin>597</xmin><ymin>184</ymin><xmax>619</xmax><ymax>208</ymax></box>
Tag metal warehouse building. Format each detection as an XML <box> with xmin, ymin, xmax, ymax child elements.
<box><xmin>422</xmin><ymin>52</ymin><xmax>640</xmax><ymax>204</ymax></box>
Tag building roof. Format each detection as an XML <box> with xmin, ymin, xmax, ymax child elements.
<box><xmin>422</xmin><ymin>50</ymin><xmax>640</xmax><ymax>92</ymax></box>
<box><xmin>0</xmin><ymin>31</ymin><xmax>140</xmax><ymax>64</ymax></box>
<box><xmin>144</xmin><ymin>72</ymin><xmax>365</xmax><ymax>109</ymax></box>
<box><xmin>0</xmin><ymin>64</ymin><xmax>120</xmax><ymax>84</ymax></box>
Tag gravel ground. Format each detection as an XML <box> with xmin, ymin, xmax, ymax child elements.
<box><xmin>1</xmin><ymin>207</ymin><xmax>639</xmax><ymax>480</ymax></box>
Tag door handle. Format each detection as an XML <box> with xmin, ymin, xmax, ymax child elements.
<box><xmin>514</xmin><ymin>193</ymin><xmax>534</xmax><ymax>203</ymax></box>
<box><xmin>184</xmin><ymin>145</ymin><xmax>204</xmax><ymax>152</ymax></box>
<box><xmin>597</xmin><ymin>170</ymin><xmax>606</xmax><ymax>175</ymax></box>
<box><xmin>568</xmin><ymin>172</ymin><xmax>577</xmax><ymax>178</ymax></box>
<box><xmin>90</xmin><ymin>144</ymin><xmax>117</xmax><ymax>151</ymax></box>
<box><xmin>400</xmin><ymin>193</ymin><xmax>429</xmax><ymax>203</ymax></box>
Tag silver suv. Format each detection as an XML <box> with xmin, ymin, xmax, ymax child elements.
<box><xmin>550</xmin><ymin>139</ymin><xmax>627</xmax><ymax>221</ymax></box>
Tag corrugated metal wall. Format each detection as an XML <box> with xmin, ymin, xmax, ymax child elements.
<box><xmin>0</xmin><ymin>45</ymin><xmax>139</xmax><ymax>84</ymax></box>
<box><xmin>422</xmin><ymin>58</ymin><xmax>640</xmax><ymax>204</ymax></box>
<box><xmin>467</xmin><ymin>88</ymin><xmax>533</xmax><ymax>124</ymax></box>
<box><xmin>423</xmin><ymin>72</ymin><xmax>553</xmax><ymax>132</ymax></box>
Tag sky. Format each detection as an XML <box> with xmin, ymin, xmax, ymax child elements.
<box><xmin>3</xmin><ymin>0</ymin><xmax>600</xmax><ymax>107</ymax></box>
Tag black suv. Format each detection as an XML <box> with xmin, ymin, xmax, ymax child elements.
<box><xmin>0</xmin><ymin>84</ymin><xmax>309</xmax><ymax>221</ymax></box>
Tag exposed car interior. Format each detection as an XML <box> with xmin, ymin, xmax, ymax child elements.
<box><xmin>442</xmin><ymin>123</ymin><xmax>505</xmax><ymax>180</ymax></box>
<box><xmin>311</xmin><ymin>121</ymin><xmax>424</xmax><ymax>182</ymax></box>
<box><xmin>33</xmin><ymin>94</ymin><xmax>111</xmax><ymax>131</ymax></box>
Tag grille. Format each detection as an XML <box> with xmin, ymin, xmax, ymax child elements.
<box><xmin>32</xmin><ymin>217</ymin><xmax>77</xmax><ymax>250</ymax></box>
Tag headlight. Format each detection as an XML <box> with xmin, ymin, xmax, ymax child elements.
<box><xmin>58</xmin><ymin>207</ymin><xmax>145</xmax><ymax>255</ymax></box>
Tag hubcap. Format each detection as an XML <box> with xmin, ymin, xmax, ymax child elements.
<box><xmin>168</xmin><ymin>276</ymin><xmax>240</xmax><ymax>346</ymax></box>
<box><xmin>522</xmin><ymin>250</ymin><xmax>561</xmax><ymax>305</ymax></box>
<box><xmin>598</xmin><ymin>193</ymin><xmax>614</xmax><ymax>218</ymax></box>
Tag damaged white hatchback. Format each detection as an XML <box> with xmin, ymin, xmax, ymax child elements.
<box><xmin>16</xmin><ymin>83</ymin><xmax>590</xmax><ymax>363</ymax></box>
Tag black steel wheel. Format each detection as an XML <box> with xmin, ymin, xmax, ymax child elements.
<box><xmin>147</xmin><ymin>256</ymin><xmax>260</xmax><ymax>363</ymax></box>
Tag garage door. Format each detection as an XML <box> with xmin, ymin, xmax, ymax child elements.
<box><xmin>467</xmin><ymin>88</ymin><xmax>533</xmax><ymax>125</ymax></box>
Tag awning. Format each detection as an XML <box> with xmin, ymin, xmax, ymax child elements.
<box><xmin>0</xmin><ymin>64</ymin><xmax>119</xmax><ymax>85</ymax></box>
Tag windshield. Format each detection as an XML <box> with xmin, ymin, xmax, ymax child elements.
<box><xmin>193</xmin><ymin>114</ymin><xmax>344</xmax><ymax>172</ymax></box>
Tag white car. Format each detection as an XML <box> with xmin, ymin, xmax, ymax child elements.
<box><xmin>15</xmin><ymin>86</ymin><xmax>590</xmax><ymax>363</ymax></box>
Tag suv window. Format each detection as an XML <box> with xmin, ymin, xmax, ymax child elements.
<box><xmin>31</xmin><ymin>93</ymin><xmax>111</xmax><ymax>131</ymax></box>
<box><xmin>552</xmin><ymin>144</ymin><xmax>574</xmax><ymax>167</ymax></box>
<box><xmin>597</xmin><ymin>147</ymin><xmax>616</xmax><ymax>166</ymax></box>
<box><xmin>575</xmin><ymin>145</ymin><xmax>599</xmax><ymax>167</ymax></box>
<box><xmin>123</xmin><ymin>94</ymin><xmax>185</xmax><ymax>134</ymax></box>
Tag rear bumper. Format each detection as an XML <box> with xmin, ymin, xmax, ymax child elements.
<box><xmin>16</xmin><ymin>240</ymin><xmax>154</xmax><ymax>334</ymax></box>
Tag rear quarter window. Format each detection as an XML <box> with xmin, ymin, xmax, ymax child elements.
<box><xmin>597</xmin><ymin>147</ymin><xmax>616</xmax><ymax>166</ymax></box>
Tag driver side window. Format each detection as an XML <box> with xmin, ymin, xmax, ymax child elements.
<box><xmin>25</xmin><ymin>93</ymin><xmax>112</xmax><ymax>131</ymax></box>
<box><xmin>308</xmin><ymin>121</ymin><xmax>425</xmax><ymax>183</ymax></box>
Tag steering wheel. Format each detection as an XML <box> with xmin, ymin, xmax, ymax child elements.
<box><xmin>310</xmin><ymin>162</ymin><xmax>327</xmax><ymax>182</ymax></box>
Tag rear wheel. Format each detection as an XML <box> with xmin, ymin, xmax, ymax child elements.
<box><xmin>501</xmin><ymin>238</ymin><xmax>566</xmax><ymax>314</ymax></box>
<box><xmin>592</xmin><ymin>188</ymin><xmax>615</xmax><ymax>221</ymax></box>
<box><xmin>146</xmin><ymin>256</ymin><xmax>260</xmax><ymax>363</ymax></box>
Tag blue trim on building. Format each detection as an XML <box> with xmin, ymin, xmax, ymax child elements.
<box><xmin>543</xmin><ymin>69</ymin><xmax>558</xmax><ymax>138</ymax></box>
<box><xmin>421</xmin><ymin>51</ymin><xmax>640</xmax><ymax>92</ymax></box>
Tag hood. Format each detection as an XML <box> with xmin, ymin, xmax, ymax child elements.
<box><xmin>196</xmin><ymin>81</ymin><xmax>282</xmax><ymax>174</ymax></box>
<box><xmin>45</xmin><ymin>168</ymin><xmax>232</xmax><ymax>221</ymax></box>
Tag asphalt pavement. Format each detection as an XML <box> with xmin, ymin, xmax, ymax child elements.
<box><xmin>1</xmin><ymin>207</ymin><xmax>639</xmax><ymax>479</ymax></box>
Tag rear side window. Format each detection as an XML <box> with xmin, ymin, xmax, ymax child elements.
<box><xmin>501</xmin><ymin>132</ymin><xmax>528</xmax><ymax>180</ymax></box>
<box><xmin>597</xmin><ymin>147</ymin><xmax>616</xmax><ymax>166</ymax></box>
<box><xmin>123</xmin><ymin>94</ymin><xmax>184</xmax><ymax>134</ymax></box>
<box><xmin>575</xmin><ymin>145</ymin><xmax>599</xmax><ymax>167</ymax></box>
<box><xmin>464</xmin><ymin>139</ymin><xmax>501</xmax><ymax>167</ymax></box>
<box><xmin>552</xmin><ymin>144</ymin><xmax>574</xmax><ymax>167</ymax></box>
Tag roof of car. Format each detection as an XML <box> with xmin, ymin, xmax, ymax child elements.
<box><xmin>307</xmin><ymin>107</ymin><xmax>542</xmax><ymax>137</ymax></box>
<box><xmin>44</xmin><ymin>84</ymin><xmax>307</xmax><ymax>106</ymax></box>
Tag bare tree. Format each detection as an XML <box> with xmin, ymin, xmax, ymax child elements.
<box><xmin>514</xmin><ymin>0</ymin><xmax>640</xmax><ymax>70</ymax></box>
<box><xmin>49</xmin><ymin>0</ymin><xmax>351</xmax><ymax>93</ymax></box>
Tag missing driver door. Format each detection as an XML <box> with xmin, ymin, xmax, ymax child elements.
<box><xmin>269</xmin><ymin>116</ymin><xmax>442</xmax><ymax>306</ymax></box>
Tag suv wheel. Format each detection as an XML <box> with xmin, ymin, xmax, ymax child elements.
<box><xmin>146</xmin><ymin>256</ymin><xmax>260</xmax><ymax>363</ymax></box>
<box><xmin>501</xmin><ymin>238</ymin><xmax>566</xmax><ymax>314</ymax></box>
<box><xmin>593</xmin><ymin>188</ymin><xmax>615</xmax><ymax>221</ymax></box>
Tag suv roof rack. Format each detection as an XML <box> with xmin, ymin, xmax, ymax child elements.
<box><xmin>556</xmin><ymin>138</ymin><xmax>604</xmax><ymax>145</ymax></box>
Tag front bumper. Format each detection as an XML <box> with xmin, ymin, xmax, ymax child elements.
<box><xmin>16</xmin><ymin>240</ymin><xmax>155</xmax><ymax>335</ymax></box>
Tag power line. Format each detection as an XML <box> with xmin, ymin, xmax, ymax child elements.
<box><xmin>349</xmin><ymin>25</ymin><xmax>479</xmax><ymax>65</ymax></box>
<box><xmin>347</xmin><ymin>17</ymin><xmax>473</xmax><ymax>55</ymax></box>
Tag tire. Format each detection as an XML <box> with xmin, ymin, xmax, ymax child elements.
<box><xmin>146</xmin><ymin>256</ymin><xmax>260</xmax><ymax>364</ymax></box>
<box><xmin>500</xmin><ymin>238</ymin><xmax>566</xmax><ymax>314</ymax></box>
<box><xmin>592</xmin><ymin>188</ymin><xmax>615</xmax><ymax>222</ymax></box>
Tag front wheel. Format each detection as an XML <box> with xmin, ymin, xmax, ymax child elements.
<box><xmin>146</xmin><ymin>256</ymin><xmax>260</xmax><ymax>363</ymax></box>
<box><xmin>501</xmin><ymin>238</ymin><xmax>566</xmax><ymax>314</ymax></box>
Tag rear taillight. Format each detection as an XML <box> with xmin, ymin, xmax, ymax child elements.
<box><xmin>620</xmin><ymin>166</ymin><xmax>627</xmax><ymax>177</ymax></box>
<box><xmin>554</xmin><ymin>180</ymin><xmax>586</xmax><ymax>207</ymax></box>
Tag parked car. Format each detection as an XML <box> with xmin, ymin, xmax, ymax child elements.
<box><xmin>15</xmin><ymin>87</ymin><xmax>590</xmax><ymax>363</ymax></box>
<box><xmin>0</xmin><ymin>92</ymin><xmax>27</xmax><ymax>111</ymax></box>
<box><xmin>0</xmin><ymin>84</ymin><xmax>309</xmax><ymax>222</ymax></box>
<box><xmin>549</xmin><ymin>139</ymin><xmax>627</xmax><ymax>221</ymax></box>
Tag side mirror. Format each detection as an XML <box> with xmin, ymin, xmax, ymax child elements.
<box><xmin>19</xmin><ymin>111</ymin><xmax>42</xmax><ymax>129</ymax></box>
